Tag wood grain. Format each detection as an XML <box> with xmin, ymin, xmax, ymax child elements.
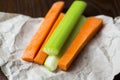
<box><xmin>0</xmin><ymin>69</ymin><xmax>7</xmax><ymax>80</ymax></box>
<box><xmin>0</xmin><ymin>0</ymin><xmax>120</xmax><ymax>17</ymax></box>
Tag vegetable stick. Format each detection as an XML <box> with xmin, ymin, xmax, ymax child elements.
<box><xmin>34</xmin><ymin>13</ymin><xmax>65</xmax><ymax>64</ymax></box>
<box><xmin>44</xmin><ymin>56</ymin><xmax>59</xmax><ymax>71</ymax></box>
<box><xmin>43</xmin><ymin>1</ymin><xmax>87</xmax><ymax>56</ymax></box>
<box><xmin>44</xmin><ymin>16</ymin><xmax>86</xmax><ymax>71</ymax></box>
<box><xmin>58</xmin><ymin>17</ymin><xmax>103</xmax><ymax>71</ymax></box>
<box><xmin>22</xmin><ymin>1</ymin><xmax>64</xmax><ymax>62</ymax></box>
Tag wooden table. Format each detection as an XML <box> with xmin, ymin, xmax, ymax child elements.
<box><xmin>0</xmin><ymin>0</ymin><xmax>120</xmax><ymax>80</ymax></box>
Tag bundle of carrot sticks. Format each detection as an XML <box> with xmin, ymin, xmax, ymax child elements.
<box><xmin>22</xmin><ymin>1</ymin><xmax>103</xmax><ymax>71</ymax></box>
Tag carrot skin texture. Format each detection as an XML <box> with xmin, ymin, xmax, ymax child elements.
<box><xmin>22</xmin><ymin>1</ymin><xmax>64</xmax><ymax>62</ymax></box>
<box><xmin>58</xmin><ymin>17</ymin><xmax>103</xmax><ymax>71</ymax></box>
<box><xmin>43</xmin><ymin>1</ymin><xmax>87</xmax><ymax>56</ymax></box>
<box><xmin>34</xmin><ymin>13</ymin><xmax>64</xmax><ymax>64</ymax></box>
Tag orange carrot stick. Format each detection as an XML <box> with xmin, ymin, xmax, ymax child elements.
<box><xmin>22</xmin><ymin>1</ymin><xmax>64</xmax><ymax>62</ymax></box>
<box><xmin>34</xmin><ymin>13</ymin><xmax>65</xmax><ymax>65</ymax></box>
<box><xmin>58</xmin><ymin>17</ymin><xmax>103</xmax><ymax>70</ymax></box>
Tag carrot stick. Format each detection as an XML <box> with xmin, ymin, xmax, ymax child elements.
<box><xmin>58</xmin><ymin>17</ymin><xmax>103</xmax><ymax>71</ymax></box>
<box><xmin>34</xmin><ymin>13</ymin><xmax>64</xmax><ymax>64</ymax></box>
<box><xmin>22</xmin><ymin>1</ymin><xmax>64</xmax><ymax>62</ymax></box>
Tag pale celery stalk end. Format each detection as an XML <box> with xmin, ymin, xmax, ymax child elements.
<box><xmin>44</xmin><ymin>56</ymin><xmax>59</xmax><ymax>71</ymax></box>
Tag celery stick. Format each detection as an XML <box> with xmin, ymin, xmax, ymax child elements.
<box><xmin>44</xmin><ymin>56</ymin><xmax>59</xmax><ymax>71</ymax></box>
<box><xmin>44</xmin><ymin>16</ymin><xmax>86</xmax><ymax>71</ymax></box>
<box><xmin>43</xmin><ymin>1</ymin><xmax>87</xmax><ymax>55</ymax></box>
<box><xmin>59</xmin><ymin>16</ymin><xmax>86</xmax><ymax>55</ymax></box>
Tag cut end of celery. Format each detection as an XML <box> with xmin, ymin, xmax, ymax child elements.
<box><xmin>74</xmin><ymin>0</ymin><xmax>87</xmax><ymax>7</ymax></box>
<box><xmin>43</xmin><ymin>48</ymin><xmax>59</xmax><ymax>56</ymax></box>
<box><xmin>44</xmin><ymin>56</ymin><xmax>59</xmax><ymax>72</ymax></box>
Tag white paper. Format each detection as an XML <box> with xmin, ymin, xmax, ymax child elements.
<box><xmin>0</xmin><ymin>12</ymin><xmax>120</xmax><ymax>80</ymax></box>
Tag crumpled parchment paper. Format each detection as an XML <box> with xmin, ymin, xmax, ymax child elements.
<box><xmin>0</xmin><ymin>12</ymin><xmax>120</xmax><ymax>80</ymax></box>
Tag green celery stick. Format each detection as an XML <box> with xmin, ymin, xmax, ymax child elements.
<box><xmin>44</xmin><ymin>16</ymin><xmax>86</xmax><ymax>71</ymax></box>
<box><xmin>43</xmin><ymin>1</ymin><xmax>87</xmax><ymax>56</ymax></box>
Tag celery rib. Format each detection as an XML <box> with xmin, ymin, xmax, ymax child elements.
<box><xmin>44</xmin><ymin>16</ymin><xmax>86</xmax><ymax>71</ymax></box>
<box><xmin>43</xmin><ymin>1</ymin><xmax>87</xmax><ymax>56</ymax></box>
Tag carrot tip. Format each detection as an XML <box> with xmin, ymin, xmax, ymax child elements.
<box><xmin>34</xmin><ymin>53</ymin><xmax>48</xmax><ymax>65</ymax></box>
<box><xmin>54</xmin><ymin>1</ymin><xmax>64</xmax><ymax>4</ymax></box>
<box><xmin>22</xmin><ymin>57</ymin><xmax>34</xmax><ymax>62</ymax></box>
<box><xmin>58</xmin><ymin>63</ymin><xmax>67</xmax><ymax>71</ymax></box>
<box><xmin>34</xmin><ymin>60</ymin><xmax>43</xmax><ymax>65</ymax></box>
<box><xmin>22</xmin><ymin>51</ymin><xmax>35</xmax><ymax>62</ymax></box>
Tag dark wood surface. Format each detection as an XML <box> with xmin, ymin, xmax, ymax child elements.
<box><xmin>0</xmin><ymin>0</ymin><xmax>74</xmax><ymax>17</ymax></box>
<box><xmin>0</xmin><ymin>0</ymin><xmax>120</xmax><ymax>18</ymax></box>
<box><xmin>0</xmin><ymin>0</ymin><xmax>120</xmax><ymax>80</ymax></box>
